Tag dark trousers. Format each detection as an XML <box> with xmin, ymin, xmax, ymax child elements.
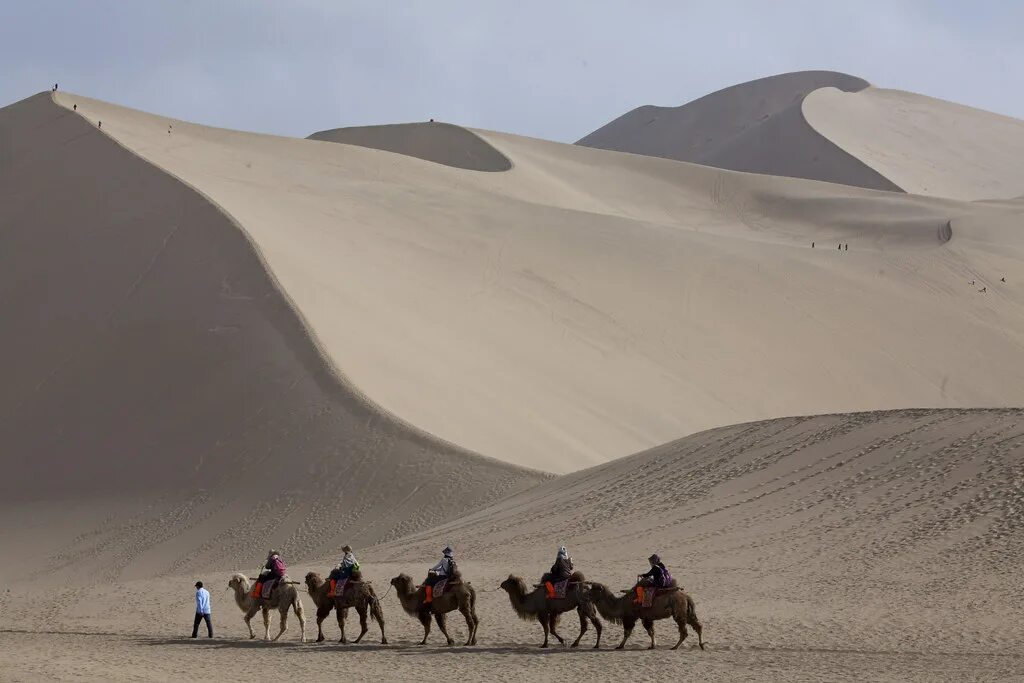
<box><xmin>192</xmin><ymin>612</ymin><xmax>213</xmax><ymax>638</ymax></box>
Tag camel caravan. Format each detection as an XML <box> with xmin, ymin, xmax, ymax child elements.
<box><xmin>228</xmin><ymin>547</ymin><xmax>704</xmax><ymax>651</ymax></box>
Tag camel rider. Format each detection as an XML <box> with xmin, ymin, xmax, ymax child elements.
<box><xmin>423</xmin><ymin>546</ymin><xmax>456</xmax><ymax>604</ymax></box>
<box><xmin>329</xmin><ymin>545</ymin><xmax>360</xmax><ymax>596</ymax></box>
<box><xmin>635</xmin><ymin>553</ymin><xmax>673</xmax><ymax>604</ymax></box>
<box><xmin>540</xmin><ymin>546</ymin><xmax>573</xmax><ymax>599</ymax></box>
<box><xmin>254</xmin><ymin>549</ymin><xmax>286</xmax><ymax>598</ymax></box>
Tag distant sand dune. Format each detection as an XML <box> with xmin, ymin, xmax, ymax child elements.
<box><xmin>309</xmin><ymin>121</ymin><xmax>512</xmax><ymax>172</ymax></box>
<box><xmin>576</xmin><ymin>70</ymin><xmax>900</xmax><ymax>191</ymax></box>
<box><xmin>804</xmin><ymin>87</ymin><xmax>1024</xmax><ymax>200</ymax></box>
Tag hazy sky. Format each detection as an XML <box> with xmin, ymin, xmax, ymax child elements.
<box><xmin>3</xmin><ymin>1</ymin><xmax>1022</xmax><ymax>141</ymax></box>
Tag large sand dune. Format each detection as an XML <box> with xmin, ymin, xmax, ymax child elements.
<box><xmin>576</xmin><ymin>70</ymin><xmax>900</xmax><ymax>191</ymax></box>
<box><xmin>804</xmin><ymin>87</ymin><xmax>1024</xmax><ymax>200</ymax></box>
<box><xmin>3</xmin><ymin>409</ymin><xmax>1021</xmax><ymax>680</ymax></box>
<box><xmin>35</xmin><ymin>90</ymin><xmax>1024</xmax><ymax>473</ymax></box>
<box><xmin>0</xmin><ymin>93</ymin><xmax>546</xmax><ymax>582</ymax></box>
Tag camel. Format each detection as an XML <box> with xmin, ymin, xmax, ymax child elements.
<box><xmin>390</xmin><ymin>573</ymin><xmax>479</xmax><ymax>646</ymax></box>
<box><xmin>304</xmin><ymin>572</ymin><xmax>387</xmax><ymax>644</ymax></box>
<box><xmin>227</xmin><ymin>573</ymin><xmax>306</xmax><ymax>642</ymax></box>
<box><xmin>499</xmin><ymin>572</ymin><xmax>601</xmax><ymax>648</ymax></box>
<box><xmin>585</xmin><ymin>582</ymin><xmax>704</xmax><ymax>650</ymax></box>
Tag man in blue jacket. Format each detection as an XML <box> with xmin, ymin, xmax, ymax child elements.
<box><xmin>191</xmin><ymin>581</ymin><xmax>213</xmax><ymax>638</ymax></box>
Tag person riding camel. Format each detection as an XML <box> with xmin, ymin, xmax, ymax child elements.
<box><xmin>423</xmin><ymin>545</ymin><xmax>457</xmax><ymax>604</ymax></box>
<box><xmin>635</xmin><ymin>553</ymin><xmax>673</xmax><ymax>605</ymax></box>
<box><xmin>329</xmin><ymin>545</ymin><xmax>360</xmax><ymax>597</ymax></box>
<box><xmin>540</xmin><ymin>546</ymin><xmax>573</xmax><ymax>599</ymax></box>
<box><xmin>253</xmin><ymin>549</ymin><xmax>286</xmax><ymax>599</ymax></box>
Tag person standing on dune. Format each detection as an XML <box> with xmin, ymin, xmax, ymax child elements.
<box><xmin>191</xmin><ymin>581</ymin><xmax>213</xmax><ymax>638</ymax></box>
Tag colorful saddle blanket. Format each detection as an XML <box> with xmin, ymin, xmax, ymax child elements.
<box><xmin>635</xmin><ymin>585</ymin><xmax>676</xmax><ymax>608</ymax></box>
<box><xmin>251</xmin><ymin>578</ymin><xmax>279</xmax><ymax>600</ymax></box>
<box><xmin>544</xmin><ymin>580</ymin><xmax>569</xmax><ymax>599</ymax></box>
<box><xmin>329</xmin><ymin>578</ymin><xmax>348</xmax><ymax>598</ymax></box>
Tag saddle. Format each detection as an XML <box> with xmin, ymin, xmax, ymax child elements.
<box><xmin>542</xmin><ymin>580</ymin><xmax>570</xmax><ymax>600</ymax></box>
<box><xmin>330</xmin><ymin>578</ymin><xmax>365</xmax><ymax>598</ymax></box>
<box><xmin>251</xmin><ymin>577</ymin><xmax>281</xmax><ymax>600</ymax></box>
<box><xmin>634</xmin><ymin>580</ymin><xmax>679</xmax><ymax>608</ymax></box>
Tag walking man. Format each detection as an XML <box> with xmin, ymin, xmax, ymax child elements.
<box><xmin>191</xmin><ymin>581</ymin><xmax>213</xmax><ymax>638</ymax></box>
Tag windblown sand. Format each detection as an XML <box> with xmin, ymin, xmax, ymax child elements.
<box><xmin>1</xmin><ymin>72</ymin><xmax>1023</xmax><ymax>681</ymax></box>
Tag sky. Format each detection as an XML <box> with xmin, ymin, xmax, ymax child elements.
<box><xmin>2</xmin><ymin>1</ymin><xmax>1023</xmax><ymax>142</ymax></box>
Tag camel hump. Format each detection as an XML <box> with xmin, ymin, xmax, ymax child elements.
<box><xmin>569</xmin><ymin>570</ymin><xmax>586</xmax><ymax>583</ymax></box>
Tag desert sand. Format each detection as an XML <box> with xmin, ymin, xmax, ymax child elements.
<box><xmin>1</xmin><ymin>70</ymin><xmax>1023</xmax><ymax>682</ymax></box>
<box><xmin>31</xmin><ymin>88</ymin><xmax>1024</xmax><ymax>472</ymax></box>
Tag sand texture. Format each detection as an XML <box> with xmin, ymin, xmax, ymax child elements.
<box><xmin>2</xmin><ymin>410</ymin><xmax>1022</xmax><ymax>681</ymax></box>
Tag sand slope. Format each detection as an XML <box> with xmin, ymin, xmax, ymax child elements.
<box><xmin>804</xmin><ymin>87</ymin><xmax>1024</xmax><ymax>200</ymax></box>
<box><xmin>40</xmin><ymin>90</ymin><xmax>1024</xmax><ymax>473</ymax></box>
<box><xmin>576</xmin><ymin>70</ymin><xmax>900</xmax><ymax>190</ymax></box>
<box><xmin>0</xmin><ymin>93</ymin><xmax>546</xmax><ymax>582</ymax></box>
<box><xmin>309</xmin><ymin>121</ymin><xmax>512</xmax><ymax>171</ymax></box>
<box><xmin>3</xmin><ymin>409</ymin><xmax>1021</xmax><ymax>681</ymax></box>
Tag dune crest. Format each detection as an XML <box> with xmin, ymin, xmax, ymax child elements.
<box><xmin>576</xmin><ymin>70</ymin><xmax>900</xmax><ymax>191</ymax></box>
<box><xmin>804</xmin><ymin>87</ymin><xmax>1024</xmax><ymax>200</ymax></box>
<box><xmin>309</xmin><ymin>121</ymin><xmax>512</xmax><ymax>171</ymax></box>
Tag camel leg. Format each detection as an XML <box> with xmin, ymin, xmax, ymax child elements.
<box><xmin>315</xmin><ymin>604</ymin><xmax>331</xmax><ymax>642</ymax></box>
<box><xmin>243</xmin><ymin>604</ymin><xmax>259</xmax><ymax>639</ymax></box>
<box><xmin>459</xmin><ymin>603</ymin><xmax>475</xmax><ymax>646</ymax></box>
<box><xmin>616</xmin><ymin>617</ymin><xmax>636</xmax><ymax>650</ymax></box>
<box><xmin>672</xmin><ymin>613</ymin><xmax>687</xmax><ymax>650</ymax></box>
<box><xmin>371</xmin><ymin>596</ymin><xmax>388</xmax><ymax>645</ymax></box>
<box><xmin>295</xmin><ymin>599</ymin><xmax>306</xmax><ymax>643</ymax></box>
<box><xmin>642</xmin><ymin>617</ymin><xmax>656</xmax><ymax>650</ymax></box>
<box><xmin>354</xmin><ymin>605</ymin><xmax>369</xmax><ymax>644</ymax></box>
<box><xmin>679</xmin><ymin>602</ymin><xmax>704</xmax><ymax>651</ymax></box>
<box><xmin>337</xmin><ymin>606</ymin><xmax>347</xmax><ymax>644</ymax></box>
<box><xmin>274</xmin><ymin>607</ymin><xmax>289</xmax><ymax>641</ymax></box>
<box><xmin>262</xmin><ymin>605</ymin><xmax>271</xmax><ymax>641</ymax></box>
<box><xmin>548</xmin><ymin>613</ymin><xmax>566</xmax><ymax>647</ymax></box>
<box><xmin>591</xmin><ymin>613</ymin><xmax>603</xmax><ymax>649</ymax></box>
<box><xmin>571</xmin><ymin>608</ymin><xmax>587</xmax><ymax>648</ymax></box>
<box><xmin>687</xmin><ymin>605</ymin><xmax>705</xmax><ymax>651</ymax></box>
<box><xmin>538</xmin><ymin>614</ymin><xmax>550</xmax><ymax>648</ymax></box>
<box><xmin>433</xmin><ymin>612</ymin><xmax>454</xmax><ymax>646</ymax></box>
<box><xmin>418</xmin><ymin>611</ymin><xmax>431</xmax><ymax>645</ymax></box>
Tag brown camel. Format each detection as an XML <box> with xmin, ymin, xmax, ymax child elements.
<box><xmin>585</xmin><ymin>582</ymin><xmax>704</xmax><ymax>650</ymax></box>
<box><xmin>227</xmin><ymin>573</ymin><xmax>306</xmax><ymax>642</ymax></box>
<box><xmin>499</xmin><ymin>572</ymin><xmax>601</xmax><ymax>648</ymax></box>
<box><xmin>390</xmin><ymin>573</ymin><xmax>479</xmax><ymax>646</ymax></box>
<box><xmin>304</xmin><ymin>572</ymin><xmax>387</xmax><ymax>644</ymax></box>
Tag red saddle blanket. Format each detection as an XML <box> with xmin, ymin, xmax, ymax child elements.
<box><xmin>251</xmin><ymin>578</ymin><xmax>279</xmax><ymax>600</ymax></box>
<box><xmin>635</xmin><ymin>585</ymin><xmax>676</xmax><ymax>608</ymax></box>
<box><xmin>544</xmin><ymin>580</ymin><xmax>569</xmax><ymax>599</ymax></box>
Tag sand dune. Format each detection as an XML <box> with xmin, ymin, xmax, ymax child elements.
<box><xmin>4</xmin><ymin>409</ymin><xmax>1021</xmax><ymax>680</ymax></box>
<box><xmin>0</xmin><ymin>93</ymin><xmax>546</xmax><ymax>582</ymax></box>
<box><xmin>804</xmin><ymin>87</ymin><xmax>1024</xmax><ymax>200</ymax></box>
<box><xmin>39</xmin><ymin>90</ymin><xmax>1024</xmax><ymax>473</ymax></box>
<box><xmin>576</xmin><ymin>70</ymin><xmax>900</xmax><ymax>191</ymax></box>
<box><xmin>309</xmin><ymin>121</ymin><xmax>512</xmax><ymax>171</ymax></box>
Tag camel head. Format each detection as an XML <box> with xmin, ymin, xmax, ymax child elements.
<box><xmin>390</xmin><ymin>574</ymin><xmax>414</xmax><ymax>592</ymax></box>
<box><xmin>227</xmin><ymin>572</ymin><xmax>249</xmax><ymax>592</ymax></box>
<box><xmin>499</xmin><ymin>574</ymin><xmax>525</xmax><ymax>594</ymax></box>
<box><xmin>227</xmin><ymin>573</ymin><xmax>253</xmax><ymax>612</ymax></box>
<box><xmin>304</xmin><ymin>571</ymin><xmax>324</xmax><ymax>594</ymax></box>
